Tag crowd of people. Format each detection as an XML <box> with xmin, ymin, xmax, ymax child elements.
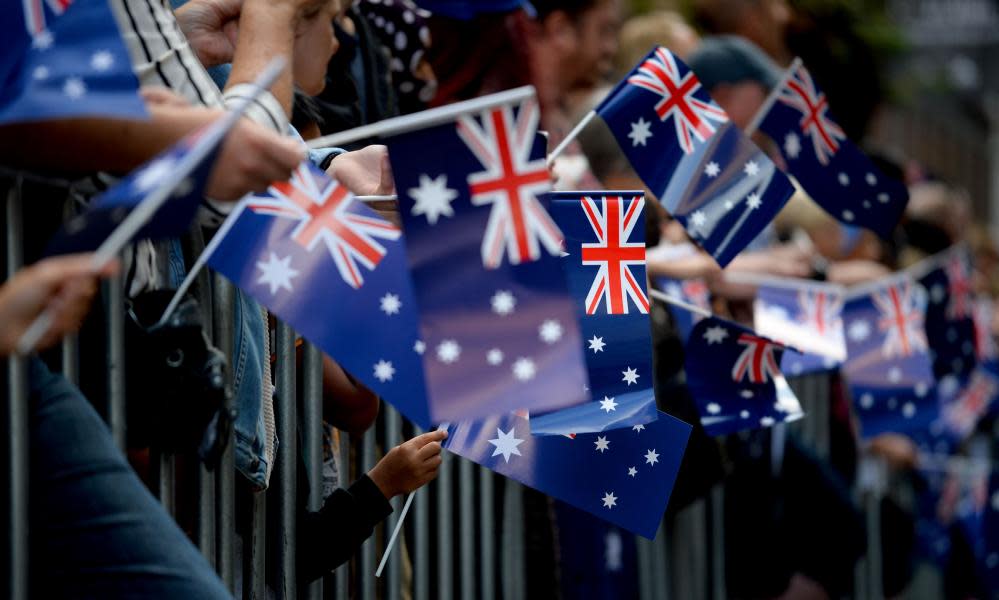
<box><xmin>2</xmin><ymin>0</ymin><xmax>998</xmax><ymax>598</ymax></box>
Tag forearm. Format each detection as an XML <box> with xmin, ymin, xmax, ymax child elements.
<box><xmin>225</xmin><ymin>1</ymin><xmax>297</xmax><ymax>116</ymax></box>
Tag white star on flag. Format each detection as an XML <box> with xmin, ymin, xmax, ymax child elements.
<box><xmin>888</xmin><ymin>367</ymin><xmax>902</xmax><ymax>383</ymax></box>
<box><xmin>63</xmin><ymin>77</ymin><xmax>86</xmax><ymax>100</ymax></box>
<box><xmin>409</xmin><ymin>173</ymin><xmax>458</xmax><ymax>225</ymax></box>
<box><xmin>90</xmin><ymin>50</ymin><xmax>114</xmax><ymax>72</ymax></box>
<box><xmin>628</xmin><ymin>118</ymin><xmax>653</xmax><ymax>146</ymax></box>
<box><xmin>486</xmin><ymin>348</ymin><xmax>504</xmax><ymax>365</ymax></box>
<box><xmin>902</xmin><ymin>402</ymin><xmax>916</xmax><ymax>418</ymax></box>
<box><xmin>33</xmin><ymin>30</ymin><xmax>54</xmax><ymax>50</ymax></box>
<box><xmin>632</xmin><ymin>424</ymin><xmax>645</xmax><ymax>432</ymax></box>
<box><xmin>33</xmin><ymin>65</ymin><xmax>49</xmax><ymax>80</ymax></box>
<box><xmin>690</xmin><ymin>210</ymin><xmax>707</xmax><ymax>229</ymax></box>
<box><xmin>373</xmin><ymin>360</ymin><xmax>395</xmax><ymax>382</ymax></box>
<box><xmin>601</xmin><ymin>492</ymin><xmax>617</xmax><ymax>509</ymax></box>
<box><xmin>622</xmin><ymin>367</ymin><xmax>639</xmax><ymax>386</ymax></box>
<box><xmin>930</xmin><ymin>284</ymin><xmax>946</xmax><ymax>304</ymax></box>
<box><xmin>588</xmin><ymin>335</ymin><xmax>606</xmax><ymax>353</ymax></box>
<box><xmin>838</xmin><ymin>172</ymin><xmax>850</xmax><ymax>186</ymax></box>
<box><xmin>256</xmin><ymin>253</ymin><xmax>299</xmax><ymax>295</ymax></box>
<box><xmin>594</xmin><ymin>436</ymin><xmax>610</xmax><ymax>452</ymax></box>
<box><xmin>743</xmin><ymin>160</ymin><xmax>759</xmax><ymax>177</ymax></box>
<box><xmin>703</xmin><ymin>325</ymin><xmax>728</xmax><ymax>344</ymax></box>
<box><xmin>644</xmin><ymin>449</ymin><xmax>659</xmax><ymax>466</ymax></box>
<box><xmin>538</xmin><ymin>319</ymin><xmax>563</xmax><ymax>344</ymax></box>
<box><xmin>599</xmin><ymin>396</ymin><xmax>618</xmax><ymax>412</ymax></box>
<box><xmin>491</xmin><ymin>290</ymin><xmax>516</xmax><ymax>315</ymax></box>
<box><xmin>859</xmin><ymin>393</ymin><xmax>874</xmax><ymax>409</ymax></box>
<box><xmin>740</xmin><ymin>390</ymin><xmax>754</xmax><ymax>399</ymax></box>
<box><xmin>746</xmin><ymin>193</ymin><xmax>762</xmax><ymax>210</ymax></box>
<box><xmin>488</xmin><ymin>427</ymin><xmax>524</xmax><ymax>462</ymax></box>
<box><xmin>704</xmin><ymin>161</ymin><xmax>721</xmax><ymax>177</ymax></box>
<box><xmin>512</xmin><ymin>357</ymin><xmax>536</xmax><ymax>381</ymax></box>
<box><xmin>437</xmin><ymin>339</ymin><xmax>461</xmax><ymax>363</ymax></box>
<box><xmin>413</xmin><ymin>340</ymin><xmax>426</xmax><ymax>354</ymax></box>
<box><xmin>847</xmin><ymin>320</ymin><xmax>870</xmax><ymax>342</ymax></box>
<box><xmin>783</xmin><ymin>132</ymin><xmax>801</xmax><ymax>159</ymax></box>
<box><xmin>379</xmin><ymin>293</ymin><xmax>402</xmax><ymax>315</ymax></box>
<box><xmin>865</xmin><ymin>173</ymin><xmax>878</xmax><ymax>186</ymax></box>
<box><xmin>706</xmin><ymin>402</ymin><xmax>721</xmax><ymax>414</ymax></box>
<box><xmin>627</xmin><ymin>467</ymin><xmax>637</xmax><ymax>477</ymax></box>
<box><xmin>760</xmin><ymin>416</ymin><xmax>776</xmax><ymax>427</ymax></box>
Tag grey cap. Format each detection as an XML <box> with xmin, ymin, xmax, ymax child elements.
<box><xmin>686</xmin><ymin>35</ymin><xmax>782</xmax><ymax>91</ymax></box>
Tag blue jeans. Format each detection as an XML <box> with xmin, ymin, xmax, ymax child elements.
<box><xmin>28</xmin><ymin>359</ymin><xmax>232</xmax><ymax>599</ymax></box>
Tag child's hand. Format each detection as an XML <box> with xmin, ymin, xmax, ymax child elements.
<box><xmin>367</xmin><ymin>429</ymin><xmax>447</xmax><ymax>500</ymax></box>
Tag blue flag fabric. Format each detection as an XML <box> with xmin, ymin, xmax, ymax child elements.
<box><xmin>780</xmin><ymin>349</ymin><xmax>841</xmax><ymax>378</ymax></box>
<box><xmin>683</xmin><ymin>313</ymin><xmax>803</xmax><ymax>435</ymax></box>
<box><xmin>842</xmin><ymin>275</ymin><xmax>937</xmax><ymax>437</ymax></box>
<box><xmin>974</xmin><ymin>297</ymin><xmax>999</xmax><ymax>377</ymax></box>
<box><xmin>596</xmin><ymin>46</ymin><xmax>794</xmax><ymax>266</ymax></box>
<box><xmin>754</xmin><ymin>279</ymin><xmax>847</xmax><ymax>361</ymax></box>
<box><xmin>45</xmin><ymin>123</ymin><xmax>223</xmax><ymax>256</ymax></box>
<box><xmin>443</xmin><ymin>410</ymin><xmax>691</xmax><ymax>538</ymax></box>
<box><xmin>917</xmin><ymin>248</ymin><xmax>978</xmax><ymax>383</ymax></box>
<box><xmin>654</xmin><ymin>276</ymin><xmax>710</xmax><ymax>342</ymax></box>
<box><xmin>206</xmin><ymin>161</ymin><xmax>433</xmax><ymax>427</ymax></box>
<box><xmin>384</xmin><ymin>97</ymin><xmax>590</xmax><ymax>421</ymax></box>
<box><xmin>757</xmin><ymin>63</ymin><xmax>907</xmax><ymax>238</ymax></box>
<box><xmin>554</xmin><ymin>503</ymin><xmax>640</xmax><ymax>600</ymax></box>
<box><xmin>0</xmin><ymin>0</ymin><xmax>146</xmax><ymax>124</ymax></box>
<box><xmin>938</xmin><ymin>367</ymin><xmax>999</xmax><ymax>441</ymax></box>
<box><xmin>529</xmin><ymin>192</ymin><xmax>658</xmax><ymax>436</ymax></box>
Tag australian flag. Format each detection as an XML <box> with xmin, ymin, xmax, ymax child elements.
<box><xmin>443</xmin><ymin>409</ymin><xmax>691</xmax><ymax>538</ymax></box>
<box><xmin>597</xmin><ymin>46</ymin><xmax>794</xmax><ymax>266</ymax></box>
<box><xmin>45</xmin><ymin>120</ymin><xmax>227</xmax><ymax>256</ymax></box>
<box><xmin>0</xmin><ymin>0</ymin><xmax>146</xmax><ymax>124</ymax></box>
<box><xmin>753</xmin><ymin>279</ymin><xmax>847</xmax><ymax>377</ymax></box>
<box><xmin>756</xmin><ymin>63</ymin><xmax>907</xmax><ymax>238</ymax></box>
<box><xmin>918</xmin><ymin>247</ymin><xmax>978</xmax><ymax>383</ymax></box>
<box><xmin>206</xmin><ymin>161</ymin><xmax>436</xmax><ymax>427</ymax></box>
<box><xmin>938</xmin><ymin>367</ymin><xmax>999</xmax><ymax>441</ymax></box>
<box><xmin>529</xmin><ymin>192</ymin><xmax>658</xmax><ymax>436</ymax></box>
<box><xmin>974</xmin><ymin>297</ymin><xmax>999</xmax><ymax>377</ymax></box>
<box><xmin>384</xmin><ymin>95</ymin><xmax>591</xmax><ymax>421</ymax></box>
<box><xmin>683</xmin><ymin>312</ymin><xmax>804</xmax><ymax>436</ymax></box>
<box><xmin>842</xmin><ymin>274</ymin><xmax>937</xmax><ymax>437</ymax></box>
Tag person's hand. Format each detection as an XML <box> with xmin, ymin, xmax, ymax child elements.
<box><xmin>326</xmin><ymin>145</ymin><xmax>396</xmax><ymax>197</ymax></box>
<box><xmin>140</xmin><ymin>87</ymin><xmax>191</xmax><ymax>108</ymax></box>
<box><xmin>176</xmin><ymin>0</ymin><xmax>243</xmax><ymax>68</ymax></box>
<box><xmin>0</xmin><ymin>254</ymin><xmax>119</xmax><ymax>356</ymax></box>
<box><xmin>207</xmin><ymin>116</ymin><xmax>304</xmax><ymax>201</ymax></box>
<box><xmin>367</xmin><ymin>429</ymin><xmax>447</xmax><ymax>499</ymax></box>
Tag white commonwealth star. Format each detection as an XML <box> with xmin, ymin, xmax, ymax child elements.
<box><xmin>690</xmin><ymin>210</ymin><xmax>707</xmax><ymax>229</ymax></box>
<box><xmin>133</xmin><ymin>156</ymin><xmax>176</xmax><ymax>192</ymax></box>
<box><xmin>379</xmin><ymin>293</ymin><xmax>402</xmax><ymax>315</ymax></box>
<box><xmin>33</xmin><ymin>65</ymin><xmax>49</xmax><ymax>80</ymax></box>
<box><xmin>888</xmin><ymin>367</ymin><xmax>902</xmax><ymax>383</ymax></box>
<box><xmin>703</xmin><ymin>325</ymin><xmax>728</xmax><ymax>344</ymax></box>
<box><xmin>838</xmin><ymin>172</ymin><xmax>850</xmax><ymax>186</ymax></box>
<box><xmin>783</xmin><ymin>132</ymin><xmax>801</xmax><ymax>159</ymax></box>
<box><xmin>594</xmin><ymin>436</ymin><xmax>610</xmax><ymax>452</ymax></box>
<box><xmin>746</xmin><ymin>192</ymin><xmax>762</xmax><ymax>210</ymax></box>
<box><xmin>33</xmin><ymin>30</ymin><xmax>54</xmax><ymax>50</ymax></box>
<box><xmin>588</xmin><ymin>335</ymin><xmax>606</xmax><ymax>353</ymax></box>
<box><xmin>539</xmin><ymin>319</ymin><xmax>563</xmax><ymax>344</ymax></box>
<box><xmin>512</xmin><ymin>357</ymin><xmax>536</xmax><ymax>381</ymax></box>
<box><xmin>704</xmin><ymin>161</ymin><xmax>721</xmax><ymax>177</ymax></box>
<box><xmin>760</xmin><ymin>416</ymin><xmax>776</xmax><ymax>427</ymax></box>
<box><xmin>628</xmin><ymin>118</ymin><xmax>653</xmax><ymax>146</ymax></box>
<box><xmin>601</xmin><ymin>492</ymin><xmax>617</xmax><ymax>509</ymax></box>
<box><xmin>599</xmin><ymin>396</ymin><xmax>618</xmax><ymax>413</ymax></box>
<box><xmin>413</xmin><ymin>340</ymin><xmax>426</xmax><ymax>354</ymax></box>
<box><xmin>847</xmin><ymin>320</ymin><xmax>870</xmax><ymax>342</ymax></box>
<box><xmin>859</xmin><ymin>393</ymin><xmax>874</xmax><ymax>409</ymax></box>
<box><xmin>622</xmin><ymin>367</ymin><xmax>639</xmax><ymax>386</ymax></box>
<box><xmin>644</xmin><ymin>449</ymin><xmax>659</xmax><ymax>466</ymax></box>
<box><xmin>743</xmin><ymin>160</ymin><xmax>760</xmax><ymax>177</ymax></box>
<box><xmin>740</xmin><ymin>390</ymin><xmax>754</xmax><ymax>399</ymax></box>
<box><xmin>437</xmin><ymin>339</ymin><xmax>461</xmax><ymax>363</ymax></box>
<box><xmin>842</xmin><ymin>210</ymin><xmax>855</xmax><ymax>222</ymax></box>
<box><xmin>90</xmin><ymin>50</ymin><xmax>114</xmax><ymax>72</ymax></box>
<box><xmin>628</xmin><ymin>467</ymin><xmax>638</xmax><ymax>477</ymax></box>
<box><xmin>256</xmin><ymin>253</ymin><xmax>299</xmax><ymax>295</ymax></box>
<box><xmin>706</xmin><ymin>402</ymin><xmax>721</xmax><ymax>414</ymax></box>
<box><xmin>866</xmin><ymin>173</ymin><xmax>878</xmax><ymax>186</ymax></box>
<box><xmin>373</xmin><ymin>360</ymin><xmax>395</xmax><ymax>382</ymax></box>
<box><xmin>902</xmin><ymin>402</ymin><xmax>916</xmax><ymax>418</ymax></box>
<box><xmin>491</xmin><ymin>290</ymin><xmax>516</xmax><ymax>315</ymax></box>
<box><xmin>63</xmin><ymin>77</ymin><xmax>86</xmax><ymax>100</ymax></box>
<box><xmin>632</xmin><ymin>424</ymin><xmax>645</xmax><ymax>432</ymax></box>
<box><xmin>488</xmin><ymin>427</ymin><xmax>524</xmax><ymax>462</ymax></box>
<box><xmin>486</xmin><ymin>348</ymin><xmax>504</xmax><ymax>365</ymax></box>
<box><xmin>409</xmin><ymin>173</ymin><xmax>458</xmax><ymax>225</ymax></box>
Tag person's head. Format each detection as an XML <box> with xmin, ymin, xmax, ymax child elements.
<box><xmin>686</xmin><ymin>35</ymin><xmax>781</xmax><ymax>128</ymax></box>
<box><xmin>615</xmin><ymin>10</ymin><xmax>700</xmax><ymax>77</ymax></box>
<box><xmin>530</xmin><ymin>0</ymin><xmax>622</xmax><ymax>92</ymax></box>
<box><xmin>293</xmin><ymin>0</ymin><xmax>347</xmax><ymax>95</ymax></box>
<box><xmin>693</xmin><ymin>0</ymin><xmax>791</xmax><ymax>61</ymax></box>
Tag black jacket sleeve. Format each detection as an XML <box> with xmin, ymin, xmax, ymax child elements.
<box><xmin>297</xmin><ymin>474</ymin><xmax>393</xmax><ymax>583</ymax></box>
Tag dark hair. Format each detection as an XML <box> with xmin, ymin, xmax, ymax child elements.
<box><xmin>530</xmin><ymin>0</ymin><xmax>601</xmax><ymax>21</ymax></box>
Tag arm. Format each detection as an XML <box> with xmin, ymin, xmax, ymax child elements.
<box><xmin>321</xmin><ymin>356</ymin><xmax>380</xmax><ymax>435</ymax></box>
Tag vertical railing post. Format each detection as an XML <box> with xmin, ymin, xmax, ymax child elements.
<box><xmin>709</xmin><ymin>484</ymin><xmax>726</xmax><ymax>600</ymax></box>
<box><xmin>60</xmin><ymin>334</ymin><xmax>79</xmax><ymax>386</ymax></box>
<box><xmin>383</xmin><ymin>406</ymin><xmax>403</xmax><ymax>600</ymax></box>
<box><xmin>302</xmin><ymin>343</ymin><xmax>324</xmax><ymax>600</ymax></box>
<box><xmin>414</xmin><ymin>425</ymin><xmax>430</xmax><ymax>600</ymax></box>
<box><xmin>333</xmin><ymin>435</ymin><xmax>351</xmax><ymax>600</ymax></box>
<box><xmin>478</xmin><ymin>467</ymin><xmax>496</xmax><ymax>600</ymax></box>
<box><xmin>273</xmin><ymin>321</ymin><xmax>298</xmax><ymax>598</ymax></box>
<box><xmin>670</xmin><ymin>499</ymin><xmax>707</xmax><ymax>599</ymax></box>
<box><xmin>104</xmin><ymin>268</ymin><xmax>126</xmax><ymax>450</ymax></box>
<box><xmin>437</xmin><ymin>451</ymin><xmax>454</xmax><ymax>600</ymax></box>
<box><xmin>359</xmin><ymin>429</ymin><xmax>377</xmax><ymax>599</ymax></box>
<box><xmin>5</xmin><ymin>177</ymin><xmax>29</xmax><ymax>600</ymax></box>
<box><xmin>501</xmin><ymin>481</ymin><xmax>526</xmax><ymax>600</ymax></box>
<box><xmin>211</xmin><ymin>275</ymin><xmax>236</xmax><ymax>591</ymax></box>
<box><xmin>459</xmin><ymin>458</ymin><xmax>475</xmax><ymax>599</ymax></box>
<box><xmin>636</xmin><ymin>530</ymin><xmax>656</xmax><ymax>600</ymax></box>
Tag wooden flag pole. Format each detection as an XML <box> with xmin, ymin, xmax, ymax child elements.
<box><xmin>375</xmin><ymin>491</ymin><xmax>416</xmax><ymax>578</ymax></box>
<box><xmin>743</xmin><ymin>57</ymin><xmax>803</xmax><ymax>137</ymax></box>
<box><xmin>546</xmin><ymin>110</ymin><xmax>597</xmax><ymax>168</ymax></box>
